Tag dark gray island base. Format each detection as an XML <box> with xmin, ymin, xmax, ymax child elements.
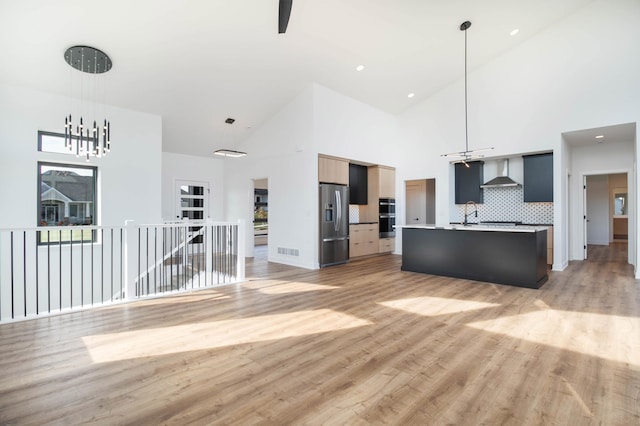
<box><xmin>401</xmin><ymin>226</ymin><xmax>548</xmax><ymax>289</ymax></box>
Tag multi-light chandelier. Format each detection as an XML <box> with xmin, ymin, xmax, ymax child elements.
<box><xmin>441</xmin><ymin>21</ymin><xmax>493</xmax><ymax>167</ymax></box>
<box><xmin>63</xmin><ymin>45</ymin><xmax>112</xmax><ymax>161</ymax></box>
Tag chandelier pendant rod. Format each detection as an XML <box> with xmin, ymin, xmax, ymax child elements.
<box><xmin>464</xmin><ymin>24</ymin><xmax>469</xmax><ymax>154</ymax></box>
<box><xmin>441</xmin><ymin>20</ymin><xmax>494</xmax><ymax>163</ymax></box>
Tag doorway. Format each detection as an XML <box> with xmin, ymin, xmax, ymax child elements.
<box><xmin>564</xmin><ymin>122</ymin><xmax>636</xmax><ymax>268</ymax></box>
<box><xmin>175</xmin><ymin>180</ymin><xmax>209</xmax><ymax>244</ymax></box>
<box><xmin>405</xmin><ymin>179</ymin><xmax>435</xmax><ymax>225</ymax></box>
<box><xmin>584</xmin><ymin>173</ymin><xmax>628</xmax><ymax>260</ymax></box>
<box><xmin>253</xmin><ymin>178</ymin><xmax>268</xmax><ymax>259</ymax></box>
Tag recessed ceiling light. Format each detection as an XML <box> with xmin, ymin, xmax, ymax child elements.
<box><xmin>356</xmin><ymin>65</ymin><xmax>365</xmax><ymax>71</ymax></box>
<box><xmin>407</xmin><ymin>93</ymin><xmax>415</xmax><ymax>98</ymax></box>
<box><xmin>595</xmin><ymin>135</ymin><xmax>604</xmax><ymax>139</ymax></box>
<box><xmin>510</xmin><ymin>29</ymin><xmax>519</xmax><ymax>36</ymax></box>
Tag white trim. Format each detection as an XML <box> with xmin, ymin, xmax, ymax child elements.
<box><xmin>577</xmin><ymin>168</ymin><xmax>634</xmax><ymax>265</ymax></box>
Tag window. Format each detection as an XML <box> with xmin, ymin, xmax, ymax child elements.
<box><xmin>38</xmin><ymin>162</ymin><xmax>97</xmax><ymax>243</ymax></box>
<box><xmin>38</xmin><ymin>130</ymin><xmax>108</xmax><ymax>160</ymax></box>
<box><xmin>611</xmin><ymin>186</ymin><xmax>628</xmax><ymax>217</ymax></box>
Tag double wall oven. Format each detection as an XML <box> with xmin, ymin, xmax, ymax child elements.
<box><xmin>379</xmin><ymin>198</ymin><xmax>396</xmax><ymax>237</ymax></box>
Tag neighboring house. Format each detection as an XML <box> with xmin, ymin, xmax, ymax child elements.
<box><xmin>39</xmin><ymin>171</ymin><xmax>94</xmax><ymax>226</ymax></box>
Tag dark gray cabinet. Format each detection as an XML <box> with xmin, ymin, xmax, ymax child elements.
<box><xmin>349</xmin><ymin>163</ymin><xmax>368</xmax><ymax>205</ymax></box>
<box><xmin>523</xmin><ymin>153</ymin><xmax>553</xmax><ymax>202</ymax></box>
<box><xmin>455</xmin><ymin>161</ymin><xmax>484</xmax><ymax>204</ymax></box>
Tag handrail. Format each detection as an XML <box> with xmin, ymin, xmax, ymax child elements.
<box><xmin>0</xmin><ymin>221</ymin><xmax>240</xmax><ymax>232</ymax></box>
<box><xmin>0</xmin><ymin>224</ymin><xmax>125</xmax><ymax>233</ymax></box>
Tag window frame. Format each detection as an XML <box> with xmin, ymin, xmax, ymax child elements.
<box><xmin>37</xmin><ymin>160</ymin><xmax>98</xmax><ymax>245</ymax></box>
<box><xmin>38</xmin><ymin>129</ymin><xmax>103</xmax><ymax>158</ymax></box>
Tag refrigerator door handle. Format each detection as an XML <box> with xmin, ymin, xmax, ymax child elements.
<box><xmin>323</xmin><ymin>236</ymin><xmax>348</xmax><ymax>242</ymax></box>
<box><xmin>335</xmin><ymin>190</ymin><xmax>341</xmax><ymax>232</ymax></box>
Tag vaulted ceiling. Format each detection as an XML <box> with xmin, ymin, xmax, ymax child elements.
<box><xmin>0</xmin><ymin>0</ymin><xmax>595</xmax><ymax>156</ymax></box>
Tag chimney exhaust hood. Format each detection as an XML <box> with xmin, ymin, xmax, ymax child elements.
<box><xmin>480</xmin><ymin>159</ymin><xmax>521</xmax><ymax>188</ymax></box>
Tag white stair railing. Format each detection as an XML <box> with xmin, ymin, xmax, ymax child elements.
<box><xmin>0</xmin><ymin>219</ymin><xmax>245</xmax><ymax>323</ymax></box>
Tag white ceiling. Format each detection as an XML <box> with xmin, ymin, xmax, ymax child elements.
<box><xmin>563</xmin><ymin>123</ymin><xmax>637</xmax><ymax>147</ymax></box>
<box><xmin>0</xmin><ymin>0</ymin><xmax>596</xmax><ymax>157</ymax></box>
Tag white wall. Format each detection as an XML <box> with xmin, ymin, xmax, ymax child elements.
<box><xmin>586</xmin><ymin>175</ymin><xmax>610</xmax><ymax>245</ymax></box>
<box><xmin>395</xmin><ymin>0</ymin><xmax>640</xmax><ymax>270</ymax></box>
<box><xmin>0</xmin><ymin>83</ymin><xmax>163</xmax><ymax>228</ymax></box>
<box><xmin>311</xmin><ymin>85</ymin><xmax>399</xmax><ymax>165</ymax></box>
<box><xmin>559</xmin><ymin>138</ymin><xmax>572</xmax><ymax>270</ymax></box>
<box><xmin>225</xmin><ymin>85</ymin><xmax>316</xmax><ymax>268</ymax></box>
<box><xmin>161</xmin><ymin>152</ymin><xmax>225</xmax><ymax>221</ymax></box>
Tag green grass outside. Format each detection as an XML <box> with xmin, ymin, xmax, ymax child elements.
<box><xmin>39</xmin><ymin>229</ymin><xmax>95</xmax><ymax>243</ymax></box>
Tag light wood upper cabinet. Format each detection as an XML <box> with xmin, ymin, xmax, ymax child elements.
<box><xmin>318</xmin><ymin>155</ymin><xmax>349</xmax><ymax>185</ymax></box>
<box><xmin>378</xmin><ymin>166</ymin><xmax>395</xmax><ymax>198</ymax></box>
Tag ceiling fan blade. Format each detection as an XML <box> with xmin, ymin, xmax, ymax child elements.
<box><xmin>278</xmin><ymin>0</ymin><xmax>293</xmax><ymax>33</ymax></box>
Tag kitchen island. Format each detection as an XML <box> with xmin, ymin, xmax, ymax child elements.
<box><xmin>401</xmin><ymin>224</ymin><xmax>548</xmax><ymax>289</ymax></box>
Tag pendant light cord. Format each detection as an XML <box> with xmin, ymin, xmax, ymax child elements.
<box><xmin>441</xmin><ymin>21</ymin><xmax>494</xmax><ymax>162</ymax></box>
<box><xmin>464</xmin><ymin>25</ymin><xmax>469</xmax><ymax>154</ymax></box>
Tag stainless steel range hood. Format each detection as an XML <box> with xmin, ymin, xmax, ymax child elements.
<box><xmin>480</xmin><ymin>159</ymin><xmax>521</xmax><ymax>188</ymax></box>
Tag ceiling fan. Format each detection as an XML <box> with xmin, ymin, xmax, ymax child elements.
<box><xmin>278</xmin><ymin>0</ymin><xmax>293</xmax><ymax>33</ymax></box>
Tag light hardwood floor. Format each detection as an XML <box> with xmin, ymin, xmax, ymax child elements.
<box><xmin>0</xmin><ymin>244</ymin><xmax>639</xmax><ymax>425</ymax></box>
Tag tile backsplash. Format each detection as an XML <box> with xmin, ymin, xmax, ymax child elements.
<box><xmin>349</xmin><ymin>205</ymin><xmax>360</xmax><ymax>223</ymax></box>
<box><xmin>454</xmin><ymin>186</ymin><xmax>553</xmax><ymax>224</ymax></box>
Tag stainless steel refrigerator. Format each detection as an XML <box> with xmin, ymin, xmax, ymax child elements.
<box><xmin>319</xmin><ymin>183</ymin><xmax>349</xmax><ymax>267</ymax></box>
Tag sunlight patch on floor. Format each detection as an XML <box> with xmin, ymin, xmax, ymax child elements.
<box><xmin>130</xmin><ymin>292</ymin><xmax>230</xmax><ymax>307</ymax></box>
<box><xmin>378</xmin><ymin>296</ymin><xmax>500</xmax><ymax>316</ymax></box>
<box><xmin>241</xmin><ymin>280</ymin><xmax>339</xmax><ymax>294</ymax></box>
<box><xmin>82</xmin><ymin>309</ymin><xmax>372</xmax><ymax>363</ymax></box>
<box><xmin>467</xmin><ymin>309</ymin><xmax>640</xmax><ymax>366</ymax></box>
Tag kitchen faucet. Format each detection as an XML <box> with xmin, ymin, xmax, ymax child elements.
<box><xmin>463</xmin><ymin>201</ymin><xmax>478</xmax><ymax>225</ymax></box>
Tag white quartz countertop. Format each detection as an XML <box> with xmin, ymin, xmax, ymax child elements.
<box><xmin>399</xmin><ymin>224</ymin><xmax>548</xmax><ymax>233</ymax></box>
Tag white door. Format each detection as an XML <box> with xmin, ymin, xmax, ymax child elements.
<box><xmin>175</xmin><ymin>180</ymin><xmax>209</xmax><ymax>221</ymax></box>
<box><xmin>583</xmin><ymin>176</ymin><xmax>587</xmax><ymax>259</ymax></box>
<box><xmin>175</xmin><ymin>180</ymin><xmax>209</xmax><ymax>245</ymax></box>
<box><xmin>406</xmin><ymin>180</ymin><xmax>427</xmax><ymax>224</ymax></box>
<box><xmin>586</xmin><ymin>175</ymin><xmax>610</xmax><ymax>247</ymax></box>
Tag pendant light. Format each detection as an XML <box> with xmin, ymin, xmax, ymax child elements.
<box><xmin>63</xmin><ymin>46</ymin><xmax>112</xmax><ymax>162</ymax></box>
<box><xmin>213</xmin><ymin>118</ymin><xmax>247</xmax><ymax>158</ymax></box>
<box><xmin>442</xmin><ymin>21</ymin><xmax>493</xmax><ymax>166</ymax></box>
<box><xmin>213</xmin><ymin>149</ymin><xmax>247</xmax><ymax>158</ymax></box>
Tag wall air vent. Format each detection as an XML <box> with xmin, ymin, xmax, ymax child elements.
<box><xmin>277</xmin><ymin>247</ymin><xmax>299</xmax><ymax>256</ymax></box>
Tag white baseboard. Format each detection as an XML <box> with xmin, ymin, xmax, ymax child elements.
<box><xmin>552</xmin><ymin>260</ymin><xmax>568</xmax><ymax>271</ymax></box>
